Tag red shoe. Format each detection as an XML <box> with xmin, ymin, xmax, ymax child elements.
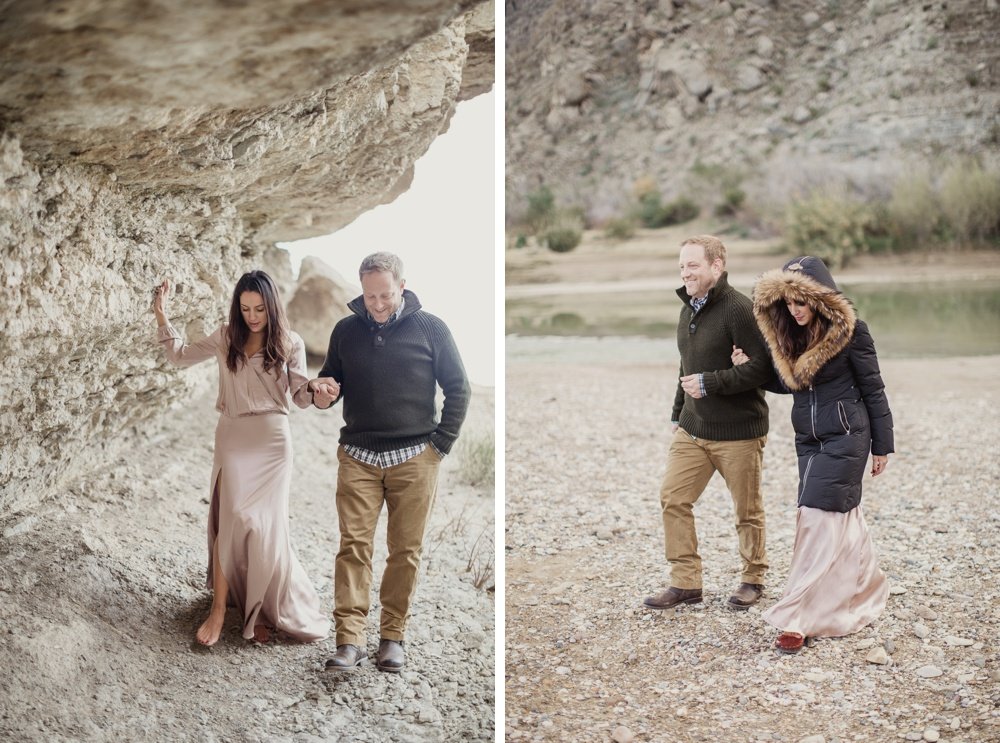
<box><xmin>774</xmin><ymin>632</ymin><xmax>805</xmax><ymax>654</ymax></box>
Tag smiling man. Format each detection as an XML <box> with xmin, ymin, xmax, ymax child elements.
<box><xmin>308</xmin><ymin>251</ymin><xmax>470</xmax><ymax>673</ymax></box>
<box><xmin>643</xmin><ymin>235</ymin><xmax>775</xmax><ymax>613</ymax></box>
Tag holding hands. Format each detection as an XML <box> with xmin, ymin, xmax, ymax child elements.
<box><xmin>310</xmin><ymin>377</ymin><xmax>341</xmax><ymax>408</ymax></box>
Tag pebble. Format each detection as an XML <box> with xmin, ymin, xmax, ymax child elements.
<box><xmin>914</xmin><ymin>606</ymin><xmax>939</xmax><ymax>621</ymax></box>
<box><xmin>866</xmin><ymin>647</ymin><xmax>890</xmax><ymax>665</ymax></box>
<box><xmin>922</xmin><ymin>728</ymin><xmax>940</xmax><ymax>742</ymax></box>
<box><xmin>916</xmin><ymin>665</ymin><xmax>943</xmax><ymax>678</ymax></box>
<box><xmin>943</xmin><ymin>635</ymin><xmax>974</xmax><ymax>646</ymax></box>
<box><xmin>856</xmin><ymin>638</ymin><xmax>878</xmax><ymax>650</ymax></box>
<box><xmin>799</xmin><ymin>736</ymin><xmax>824</xmax><ymax>743</ymax></box>
<box><xmin>913</xmin><ymin>623</ymin><xmax>930</xmax><ymax>639</ymax></box>
<box><xmin>611</xmin><ymin>725</ymin><xmax>634</xmax><ymax>743</ymax></box>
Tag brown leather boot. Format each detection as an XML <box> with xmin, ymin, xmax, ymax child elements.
<box><xmin>324</xmin><ymin>644</ymin><xmax>366</xmax><ymax>671</ymax></box>
<box><xmin>376</xmin><ymin>639</ymin><xmax>405</xmax><ymax>673</ymax></box>
<box><xmin>727</xmin><ymin>582</ymin><xmax>764</xmax><ymax>610</ymax></box>
<box><xmin>642</xmin><ymin>586</ymin><xmax>703</xmax><ymax>610</ymax></box>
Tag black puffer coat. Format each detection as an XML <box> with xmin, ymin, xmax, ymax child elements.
<box><xmin>753</xmin><ymin>257</ymin><xmax>894</xmax><ymax>513</ymax></box>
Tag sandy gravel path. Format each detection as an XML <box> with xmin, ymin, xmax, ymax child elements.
<box><xmin>0</xmin><ymin>376</ymin><xmax>495</xmax><ymax>742</ymax></box>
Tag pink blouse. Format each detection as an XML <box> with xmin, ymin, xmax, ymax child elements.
<box><xmin>157</xmin><ymin>322</ymin><xmax>314</xmax><ymax>417</ymax></box>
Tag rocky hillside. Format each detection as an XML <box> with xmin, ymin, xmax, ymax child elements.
<box><xmin>505</xmin><ymin>0</ymin><xmax>999</xmax><ymax>224</ymax></box>
<box><xmin>0</xmin><ymin>1</ymin><xmax>494</xmax><ymax>516</ymax></box>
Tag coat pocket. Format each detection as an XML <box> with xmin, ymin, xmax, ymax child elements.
<box><xmin>837</xmin><ymin>400</ymin><xmax>851</xmax><ymax>434</ymax></box>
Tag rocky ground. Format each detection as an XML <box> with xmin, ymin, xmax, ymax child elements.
<box><xmin>0</xmin><ymin>375</ymin><xmax>495</xmax><ymax>742</ymax></box>
<box><xmin>505</xmin><ymin>353</ymin><xmax>1000</xmax><ymax>743</ymax></box>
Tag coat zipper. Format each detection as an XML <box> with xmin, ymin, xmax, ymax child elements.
<box><xmin>800</xmin><ymin>384</ymin><xmax>819</xmax><ymax>506</ymax></box>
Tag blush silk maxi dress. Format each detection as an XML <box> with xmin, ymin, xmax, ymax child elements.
<box><xmin>157</xmin><ymin>322</ymin><xmax>330</xmax><ymax>642</ymax></box>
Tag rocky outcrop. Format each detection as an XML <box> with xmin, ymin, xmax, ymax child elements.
<box><xmin>287</xmin><ymin>257</ymin><xmax>358</xmax><ymax>358</ymax></box>
<box><xmin>505</xmin><ymin>0</ymin><xmax>999</xmax><ymax>223</ymax></box>
<box><xmin>0</xmin><ymin>1</ymin><xmax>494</xmax><ymax>516</ymax></box>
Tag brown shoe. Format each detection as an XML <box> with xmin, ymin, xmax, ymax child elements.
<box><xmin>643</xmin><ymin>586</ymin><xmax>703</xmax><ymax>610</ymax></box>
<box><xmin>727</xmin><ymin>582</ymin><xmax>764</xmax><ymax>610</ymax></box>
<box><xmin>376</xmin><ymin>639</ymin><xmax>405</xmax><ymax>673</ymax></box>
<box><xmin>325</xmin><ymin>644</ymin><xmax>366</xmax><ymax>671</ymax></box>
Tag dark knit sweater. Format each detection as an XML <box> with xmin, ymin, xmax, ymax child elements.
<box><xmin>318</xmin><ymin>289</ymin><xmax>470</xmax><ymax>454</ymax></box>
<box><xmin>672</xmin><ymin>273</ymin><xmax>772</xmax><ymax>440</ymax></box>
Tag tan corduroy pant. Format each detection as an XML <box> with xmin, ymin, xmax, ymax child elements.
<box><xmin>334</xmin><ymin>445</ymin><xmax>441</xmax><ymax>646</ymax></box>
<box><xmin>659</xmin><ymin>427</ymin><xmax>768</xmax><ymax>589</ymax></box>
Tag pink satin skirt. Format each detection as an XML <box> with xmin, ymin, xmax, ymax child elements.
<box><xmin>762</xmin><ymin>505</ymin><xmax>888</xmax><ymax>638</ymax></box>
<box><xmin>208</xmin><ymin>413</ymin><xmax>330</xmax><ymax>642</ymax></box>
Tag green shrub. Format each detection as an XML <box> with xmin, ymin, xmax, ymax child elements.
<box><xmin>542</xmin><ymin>227</ymin><xmax>582</xmax><ymax>253</ymax></box>
<box><xmin>525</xmin><ymin>185</ymin><xmax>556</xmax><ymax>232</ymax></box>
<box><xmin>514</xmin><ymin>234</ymin><xmax>528</xmax><ymax>249</ymax></box>
<box><xmin>636</xmin><ymin>190</ymin><xmax>665</xmax><ymax>228</ymax></box>
<box><xmin>785</xmin><ymin>190</ymin><xmax>872</xmax><ymax>268</ymax></box>
<box><xmin>661</xmin><ymin>196</ymin><xmax>701</xmax><ymax>225</ymax></box>
<box><xmin>939</xmin><ymin>160</ymin><xmax>1000</xmax><ymax>244</ymax></box>
<box><xmin>714</xmin><ymin>186</ymin><xmax>747</xmax><ymax>217</ymax></box>
<box><xmin>634</xmin><ymin>192</ymin><xmax>701</xmax><ymax>228</ymax></box>
<box><xmin>604</xmin><ymin>217</ymin><xmax>636</xmax><ymax>240</ymax></box>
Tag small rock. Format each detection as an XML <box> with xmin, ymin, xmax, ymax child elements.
<box><xmin>799</xmin><ymin>736</ymin><xmax>824</xmax><ymax>743</ymax></box>
<box><xmin>914</xmin><ymin>606</ymin><xmax>938</xmax><ymax>621</ymax></box>
<box><xmin>821</xmin><ymin>21</ymin><xmax>837</xmax><ymax>34</ymax></box>
<box><xmin>916</xmin><ymin>665</ymin><xmax>943</xmax><ymax>678</ymax></box>
<box><xmin>866</xmin><ymin>647</ymin><xmax>890</xmax><ymax>665</ymax></box>
<box><xmin>913</xmin><ymin>623</ymin><xmax>930</xmax><ymax>639</ymax></box>
<box><xmin>884</xmin><ymin>638</ymin><xmax>895</xmax><ymax>654</ymax></box>
<box><xmin>889</xmin><ymin>585</ymin><xmax>907</xmax><ymax>595</ymax></box>
<box><xmin>595</xmin><ymin>529</ymin><xmax>614</xmax><ymax>540</ymax></box>
<box><xmin>802</xmin><ymin>11</ymin><xmax>820</xmax><ymax>27</ymax></box>
<box><xmin>923</xmin><ymin>728</ymin><xmax>940</xmax><ymax>742</ymax></box>
<box><xmin>950</xmin><ymin>717</ymin><xmax>961</xmax><ymax>730</ymax></box>
<box><xmin>675</xmin><ymin>707</ymin><xmax>688</xmax><ymax>718</ymax></box>
<box><xmin>856</xmin><ymin>638</ymin><xmax>878</xmax><ymax>650</ymax></box>
<box><xmin>554</xmin><ymin>666</ymin><xmax>571</xmax><ymax>675</ymax></box>
<box><xmin>611</xmin><ymin>725</ymin><xmax>634</xmax><ymax>743</ymax></box>
<box><xmin>943</xmin><ymin>636</ymin><xmax>974</xmax><ymax>647</ymax></box>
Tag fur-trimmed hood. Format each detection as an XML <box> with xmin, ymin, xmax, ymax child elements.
<box><xmin>752</xmin><ymin>256</ymin><xmax>856</xmax><ymax>390</ymax></box>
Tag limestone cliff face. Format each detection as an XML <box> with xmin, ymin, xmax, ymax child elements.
<box><xmin>505</xmin><ymin>0</ymin><xmax>998</xmax><ymax>222</ymax></box>
<box><xmin>0</xmin><ymin>1</ymin><xmax>494</xmax><ymax>515</ymax></box>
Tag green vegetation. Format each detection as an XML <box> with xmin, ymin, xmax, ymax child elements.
<box><xmin>542</xmin><ymin>226</ymin><xmax>583</xmax><ymax>253</ymax></box>
<box><xmin>457</xmin><ymin>429</ymin><xmax>495</xmax><ymax>489</ymax></box>
<box><xmin>784</xmin><ymin>159</ymin><xmax>1000</xmax><ymax>266</ymax></box>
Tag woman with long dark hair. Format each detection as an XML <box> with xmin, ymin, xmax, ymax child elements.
<box><xmin>153</xmin><ymin>270</ymin><xmax>332</xmax><ymax>646</ymax></box>
<box><xmin>732</xmin><ymin>256</ymin><xmax>894</xmax><ymax>654</ymax></box>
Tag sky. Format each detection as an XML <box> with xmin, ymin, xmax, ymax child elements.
<box><xmin>278</xmin><ymin>91</ymin><xmax>495</xmax><ymax>386</ymax></box>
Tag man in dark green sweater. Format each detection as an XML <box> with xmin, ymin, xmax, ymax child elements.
<box><xmin>643</xmin><ymin>235</ymin><xmax>774</xmax><ymax>612</ymax></box>
<box><xmin>308</xmin><ymin>252</ymin><xmax>470</xmax><ymax>672</ymax></box>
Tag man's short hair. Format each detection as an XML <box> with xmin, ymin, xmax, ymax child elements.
<box><xmin>359</xmin><ymin>252</ymin><xmax>404</xmax><ymax>282</ymax></box>
<box><xmin>681</xmin><ymin>235</ymin><xmax>727</xmax><ymax>267</ymax></box>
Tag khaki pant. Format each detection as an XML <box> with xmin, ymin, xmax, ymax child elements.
<box><xmin>334</xmin><ymin>445</ymin><xmax>441</xmax><ymax>646</ymax></box>
<box><xmin>659</xmin><ymin>428</ymin><xmax>767</xmax><ymax>589</ymax></box>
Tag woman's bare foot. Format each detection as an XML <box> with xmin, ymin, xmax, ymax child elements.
<box><xmin>252</xmin><ymin>623</ymin><xmax>271</xmax><ymax>644</ymax></box>
<box><xmin>196</xmin><ymin>610</ymin><xmax>226</xmax><ymax>646</ymax></box>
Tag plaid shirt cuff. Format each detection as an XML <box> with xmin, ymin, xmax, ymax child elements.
<box><xmin>698</xmin><ymin>373</ymin><xmax>706</xmax><ymax>397</ymax></box>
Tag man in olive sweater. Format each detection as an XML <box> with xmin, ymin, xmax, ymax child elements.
<box><xmin>644</xmin><ymin>235</ymin><xmax>775</xmax><ymax>611</ymax></box>
<box><xmin>309</xmin><ymin>252</ymin><xmax>470</xmax><ymax>672</ymax></box>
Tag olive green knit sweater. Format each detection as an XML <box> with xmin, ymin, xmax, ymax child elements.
<box><xmin>671</xmin><ymin>273</ymin><xmax>772</xmax><ymax>440</ymax></box>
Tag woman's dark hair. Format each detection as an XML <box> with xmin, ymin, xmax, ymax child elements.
<box><xmin>225</xmin><ymin>270</ymin><xmax>290</xmax><ymax>375</ymax></box>
<box><xmin>771</xmin><ymin>296</ymin><xmax>831</xmax><ymax>360</ymax></box>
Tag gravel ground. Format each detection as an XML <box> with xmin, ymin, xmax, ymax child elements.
<box><xmin>505</xmin><ymin>354</ymin><xmax>1000</xmax><ymax>743</ymax></box>
<box><xmin>0</xmin><ymin>375</ymin><xmax>494</xmax><ymax>743</ymax></box>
